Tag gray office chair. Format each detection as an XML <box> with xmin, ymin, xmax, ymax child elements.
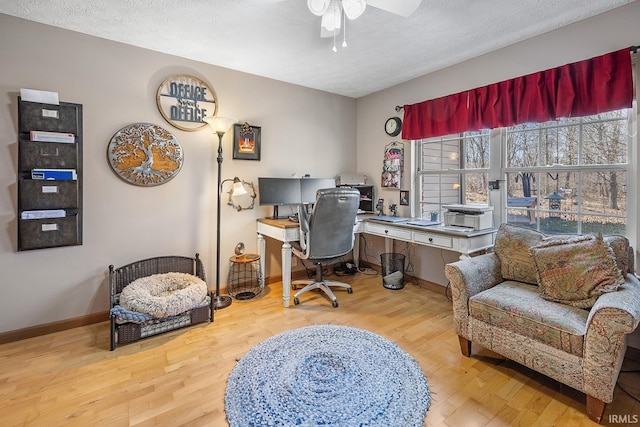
<box><xmin>291</xmin><ymin>187</ymin><xmax>360</xmax><ymax>308</ymax></box>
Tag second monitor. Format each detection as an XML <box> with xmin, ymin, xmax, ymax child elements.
<box><xmin>300</xmin><ymin>178</ymin><xmax>337</xmax><ymax>204</ymax></box>
<box><xmin>258</xmin><ymin>177</ymin><xmax>336</xmax><ymax>218</ymax></box>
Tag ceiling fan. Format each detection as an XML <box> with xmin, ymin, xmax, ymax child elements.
<box><xmin>307</xmin><ymin>0</ymin><xmax>422</xmax><ymax>50</ymax></box>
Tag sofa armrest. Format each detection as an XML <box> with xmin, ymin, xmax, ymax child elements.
<box><xmin>583</xmin><ymin>274</ymin><xmax>640</xmax><ymax>402</ymax></box>
<box><xmin>445</xmin><ymin>253</ymin><xmax>503</xmax><ymax>338</ymax></box>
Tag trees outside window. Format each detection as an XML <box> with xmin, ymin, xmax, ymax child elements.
<box><xmin>416</xmin><ymin>109</ymin><xmax>630</xmax><ymax>235</ymax></box>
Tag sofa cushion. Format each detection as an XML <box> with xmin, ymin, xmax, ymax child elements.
<box><xmin>494</xmin><ymin>224</ymin><xmax>632</xmax><ymax>285</ymax></box>
<box><xmin>493</xmin><ymin>223</ymin><xmax>569</xmax><ymax>285</ymax></box>
<box><xmin>494</xmin><ymin>224</ymin><xmax>551</xmax><ymax>284</ymax></box>
<box><xmin>604</xmin><ymin>234</ymin><xmax>633</xmax><ymax>274</ymax></box>
<box><xmin>530</xmin><ymin>234</ymin><xmax>625</xmax><ymax>309</ymax></box>
<box><xmin>469</xmin><ymin>280</ymin><xmax>588</xmax><ymax>357</ymax></box>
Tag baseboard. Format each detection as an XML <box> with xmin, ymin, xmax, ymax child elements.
<box><xmin>0</xmin><ymin>311</ymin><xmax>109</xmax><ymax>345</ymax></box>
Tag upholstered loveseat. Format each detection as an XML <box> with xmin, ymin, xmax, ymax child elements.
<box><xmin>445</xmin><ymin>223</ymin><xmax>640</xmax><ymax>423</ymax></box>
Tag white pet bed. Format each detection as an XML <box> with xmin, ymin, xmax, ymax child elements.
<box><xmin>119</xmin><ymin>272</ymin><xmax>208</xmax><ymax>318</ymax></box>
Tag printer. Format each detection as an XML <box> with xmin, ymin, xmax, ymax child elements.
<box><xmin>335</xmin><ymin>173</ymin><xmax>368</xmax><ymax>186</ymax></box>
<box><xmin>442</xmin><ymin>204</ymin><xmax>494</xmax><ymax>230</ymax></box>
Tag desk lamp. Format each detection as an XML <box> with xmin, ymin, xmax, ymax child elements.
<box><xmin>203</xmin><ymin>115</ymin><xmax>238</xmax><ymax>309</ymax></box>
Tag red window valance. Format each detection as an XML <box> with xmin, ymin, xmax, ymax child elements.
<box><xmin>402</xmin><ymin>48</ymin><xmax>633</xmax><ymax>140</ymax></box>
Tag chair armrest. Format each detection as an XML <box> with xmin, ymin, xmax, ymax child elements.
<box><xmin>587</xmin><ymin>274</ymin><xmax>640</xmax><ymax>331</ymax></box>
<box><xmin>297</xmin><ymin>204</ymin><xmax>311</xmax><ymax>251</ymax></box>
<box><xmin>583</xmin><ymin>274</ymin><xmax>640</xmax><ymax>402</ymax></box>
<box><xmin>445</xmin><ymin>253</ymin><xmax>503</xmax><ymax>338</ymax></box>
<box><xmin>445</xmin><ymin>253</ymin><xmax>503</xmax><ymax>300</ymax></box>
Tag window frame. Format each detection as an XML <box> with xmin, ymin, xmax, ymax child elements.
<box><xmin>412</xmin><ymin>110</ymin><xmax>633</xmax><ymax>236</ymax></box>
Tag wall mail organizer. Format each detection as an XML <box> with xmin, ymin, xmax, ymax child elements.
<box><xmin>17</xmin><ymin>98</ymin><xmax>83</xmax><ymax>251</ymax></box>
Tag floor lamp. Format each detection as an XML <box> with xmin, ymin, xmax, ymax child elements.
<box><xmin>203</xmin><ymin>115</ymin><xmax>238</xmax><ymax>309</ymax></box>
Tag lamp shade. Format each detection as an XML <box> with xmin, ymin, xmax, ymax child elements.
<box><xmin>203</xmin><ymin>115</ymin><xmax>238</xmax><ymax>134</ymax></box>
<box><xmin>231</xmin><ymin>178</ymin><xmax>248</xmax><ymax>197</ymax></box>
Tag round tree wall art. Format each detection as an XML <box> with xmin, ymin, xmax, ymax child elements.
<box><xmin>107</xmin><ymin>123</ymin><xmax>183</xmax><ymax>186</ymax></box>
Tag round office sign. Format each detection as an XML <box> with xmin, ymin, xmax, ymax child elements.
<box><xmin>156</xmin><ymin>74</ymin><xmax>218</xmax><ymax>131</ymax></box>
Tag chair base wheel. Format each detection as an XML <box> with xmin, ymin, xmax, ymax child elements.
<box><xmin>332</xmin><ymin>300</ymin><xmax>339</xmax><ymax>308</ymax></box>
<box><xmin>292</xmin><ymin>284</ymin><xmax>297</xmax><ymax>290</ymax></box>
<box><xmin>294</xmin><ymin>297</ymin><xmax>300</xmax><ymax>305</ymax></box>
<box><xmin>347</xmin><ymin>288</ymin><xmax>353</xmax><ymax>294</ymax></box>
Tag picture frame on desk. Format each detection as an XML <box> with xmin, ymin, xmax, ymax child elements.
<box><xmin>399</xmin><ymin>190</ymin><xmax>409</xmax><ymax>206</ymax></box>
<box><xmin>233</xmin><ymin>122</ymin><xmax>261</xmax><ymax>160</ymax></box>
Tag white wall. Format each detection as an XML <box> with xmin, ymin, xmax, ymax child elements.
<box><xmin>356</xmin><ymin>2</ymin><xmax>640</xmax><ymax>288</ymax></box>
<box><xmin>0</xmin><ymin>14</ymin><xmax>356</xmax><ymax>333</ymax></box>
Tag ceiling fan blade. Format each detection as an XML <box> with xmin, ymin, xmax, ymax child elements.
<box><xmin>366</xmin><ymin>0</ymin><xmax>422</xmax><ymax>17</ymax></box>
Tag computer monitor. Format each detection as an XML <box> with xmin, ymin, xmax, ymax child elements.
<box><xmin>300</xmin><ymin>178</ymin><xmax>336</xmax><ymax>204</ymax></box>
<box><xmin>258</xmin><ymin>177</ymin><xmax>336</xmax><ymax>218</ymax></box>
<box><xmin>258</xmin><ymin>177</ymin><xmax>302</xmax><ymax>207</ymax></box>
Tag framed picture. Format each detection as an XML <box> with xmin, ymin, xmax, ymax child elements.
<box><xmin>399</xmin><ymin>190</ymin><xmax>409</xmax><ymax>206</ymax></box>
<box><xmin>233</xmin><ymin>122</ymin><xmax>261</xmax><ymax>160</ymax></box>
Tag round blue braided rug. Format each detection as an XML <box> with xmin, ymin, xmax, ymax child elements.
<box><xmin>225</xmin><ymin>324</ymin><xmax>430</xmax><ymax>426</ymax></box>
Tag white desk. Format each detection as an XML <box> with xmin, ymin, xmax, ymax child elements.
<box><xmin>257</xmin><ymin>216</ymin><xmax>496</xmax><ymax>307</ymax></box>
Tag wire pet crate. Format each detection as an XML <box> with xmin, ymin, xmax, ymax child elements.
<box><xmin>227</xmin><ymin>254</ymin><xmax>263</xmax><ymax>300</ymax></box>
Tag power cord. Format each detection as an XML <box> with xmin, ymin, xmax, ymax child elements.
<box><xmin>357</xmin><ymin>234</ymin><xmax>381</xmax><ymax>276</ymax></box>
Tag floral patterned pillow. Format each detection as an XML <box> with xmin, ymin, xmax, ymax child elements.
<box><xmin>529</xmin><ymin>234</ymin><xmax>625</xmax><ymax>308</ymax></box>
<box><xmin>603</xmin><ymin>234</ymin><xmax>632</xmax><ymax>274</ymax></box>
<box><xmin>494</xmin><ymin>224</ymin><xmax>547</xmax><ymax>284</ymax></box>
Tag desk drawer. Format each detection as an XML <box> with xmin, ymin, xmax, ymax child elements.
<box><xmin>365</xmin><ymin>222</ymin><xmax>412</xmax><ymax>241</ymax></box>
<box><xmin>413</xmin><ymin>231</ymin><xmax>452</xmax><ymax>249</ymax></box>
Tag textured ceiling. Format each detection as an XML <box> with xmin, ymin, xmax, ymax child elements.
<box><xmin>0</xmin><ymin>0</ymin><xmax>634</xmax><ymax>98</ymax></box>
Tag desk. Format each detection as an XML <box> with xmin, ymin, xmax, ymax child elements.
<box><xmin>257</xmin><ymin>216</ymin><xmax>496</xmax><ymax>307</ymax></box>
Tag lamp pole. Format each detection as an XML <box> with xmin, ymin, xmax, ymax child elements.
<box><xmin>204</xmin><ymin>116</ymin><xmax>237</xmax><ymax>310</ymax></box>
<box><xmin>214</xmin><ymin>130</ymin><xmax>232</xmax><ymax>309</ymax></box>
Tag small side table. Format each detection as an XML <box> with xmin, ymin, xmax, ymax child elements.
<box><xmin>227</xmin><ymin>254</ymin><xmax>262</xmax><ymax>300</ymax></box>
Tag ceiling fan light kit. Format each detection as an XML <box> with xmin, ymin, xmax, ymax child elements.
<box><xmin>308</xmin><ymin>0</ymin><xmax>422</xmax><ymax>52</ymax></box>
<box><xmin>342</xmin><ymin>0</ymin><xmax>366</xmax><ymax>20</ymax></box>
<box><xmin>321</xmin><ymin>2</ymin><xmax>342</xmax><ymax>32</ymax></box>
<box><xmin>307</xmin><ymin>0</ymin><xmax>331</xmax><ymax>16</ymax></box>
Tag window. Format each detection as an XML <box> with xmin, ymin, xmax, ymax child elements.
<box><xmin>415</xmin><ymin>108</ymin><xmax>631</xmax><ymax>235</ymax></box>
<box><xmin>505</xmin><ymin>110</ymin><xmax>629</xmax><ymax>235</ymax></box>
<box><xmin>416</xmin><ymin>130</ymin><xmax>490</xmax><ymax>218</ymax></box>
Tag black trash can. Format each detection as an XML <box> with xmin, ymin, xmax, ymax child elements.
<box><xmin>380</xmin><ymin>253</ymin><xmax>405</xmax><ymax>290</ymax></box>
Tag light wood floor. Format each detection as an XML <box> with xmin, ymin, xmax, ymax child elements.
<box><xmin>1</xmin><ymin>270</ymin><xmax>639</xmax><ymax>426</ymax></box>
